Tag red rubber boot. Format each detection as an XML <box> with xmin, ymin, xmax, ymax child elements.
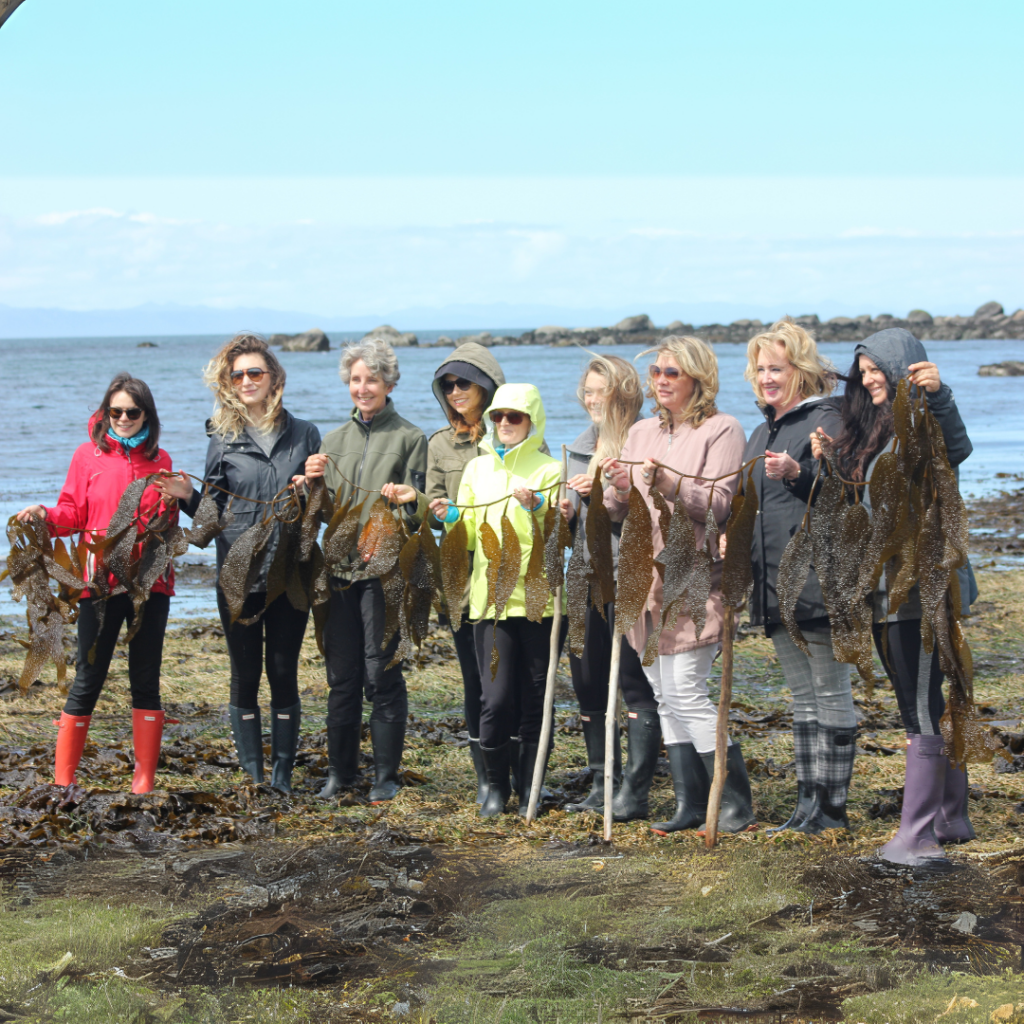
<box><xmin>131</xmin><ymin>709</ymin><xmax>165</xmax><ymax>794</ymax></box>
<box><xmin>54</xmin><ymin>712</ymin><xmax>92</xmax><ymax>786</ymax></box>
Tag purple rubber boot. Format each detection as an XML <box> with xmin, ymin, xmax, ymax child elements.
<box><xmin>933</xmin><ymin>759</ymin><xmax>976</xmax><ymax>844</ymax></box>
<box><xmin>877</xmin><ymin>734</ymin><xmax>949</xmax><ymax>866</ymax></box>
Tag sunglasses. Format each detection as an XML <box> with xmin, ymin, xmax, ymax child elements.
<box><xmin>230</xmin><ymin>368</ymin><xmax>268</xmax><ymax>384</ymax></box>
<box><xmin>440</xmin><ymin>377</ymin><xmax>474</xmax><ymax>394</ymax></box>
<box><xmin>489</xmin><ymin>410</ymin><xmax>526</xmax><ymax>426</ymax></box>
<box><xmin>108</xmin><ymin>406</ymin><xmax>143</xmax><ymax>421</ymax></box>
<box><xmin>648</xmin><ymin>365</ymin><xmax>682</xmax><ymax>379</ymax></box>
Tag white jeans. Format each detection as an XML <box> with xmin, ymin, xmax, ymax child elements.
<box><xmin>642</xmin><ymin>645</ymin><xmax>721</xmax><ymax>753</ymax></box>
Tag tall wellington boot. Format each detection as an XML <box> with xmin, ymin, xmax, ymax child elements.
<box><xmin>612</xmin><ymin>709</ymin><xmax>661</xmax><ymax>822</ymax></box>
<box><xmin>368</xmin><ymin>719</ymin><xmax>405</xmax><ymax>803</ymax></box>
<box><xmin>468</xmin><ymin>738</ymin><xmax>489</xmax><ymax>805</ymax></box>
<box><xmin>269</xmin><ymin>702</ymin><xmax>302</xmax><ymax>793</ymax></box>
<box><xmin>479</xmin><ymin>742</ymin><xmax>512</xmax><ymax>817</ymax></box>
<box><xmin>509</xmin><ymin>735</ymin><xmax>522</xmax><ymax>796</ymax></box>
<box><xmin>794</xmin><ymin>725</ymin><xmax>856</xmax><ymax>834</ymax></box>
<box><xmin>54</xmin><ymin>712</ymin><xmax>92</xmax><ymax>786</ymax></box>
<box><xmin>877</xmin><ymin>734</ymin><xmax>948</xmax><ymax>866</ymax></box>
<box><xmin>130</xmin><ymin>709</ymin><xmax>165</xmax><ymax>794</ymax></box>
<box><xmin>318</xmin><ymin>720</ymin><xmax>362</xmax><ymax>798</ymax></box>
<box><xmin>565</xmin><ymin>711</ymin><xmax>621</xmax><ymax>813</ymax></box>
<box><xmin>229</xmin><ymin>706</ymin><xmax>265</xmax><ymax>783</ymax></box>
<box><xmin>698</xmin><ymin>743</ymin><xmax>757</xmax><ymax>834</ymax></box>
<box><xmin>650</xmin><ymin>743</ymin><xmax>709</xmax><ymax>834</ymax></box>
<box><xmin>933</xmin><ymin>759</ymin><xmax>976</xmax><ymax>844</ymax></box>
<box><xmin>767</xmin><ymin>720</ymin><xmax>818</xmax><ymax>834</ymax></box>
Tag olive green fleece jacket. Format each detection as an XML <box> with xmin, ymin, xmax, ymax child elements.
<box><xmin>319</xmin><ymin>398</ymin><xmax>428</xmax><ymax>578</ymax></box>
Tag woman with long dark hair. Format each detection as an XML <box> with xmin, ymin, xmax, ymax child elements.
<box><xmin>813</xmin><ymin>328</ymin><xmax>975</xmax><ymax>864</ymax></box>
<box><xmin>18</xmin><ymin>373</ymin><xmax>176</xmax><ymax>794</ymax></box>
<box><xmin>158</xmin><ymin>334</ymin><xmax>321</xmax><ymax>793</ymax></box>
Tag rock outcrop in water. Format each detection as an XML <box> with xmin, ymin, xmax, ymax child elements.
<box><xmin>269</xmin><ymin>328</ymin><xmax>331</xmax><ymax>351</ymax></box>
<box><xmin>979</xmin><ymin>361</ymin><xmax>1024</xmax><ymax>377</ymax></box>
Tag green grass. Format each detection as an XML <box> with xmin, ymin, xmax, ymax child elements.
<box><xmin>842</xmin><ymin>970</ymin><xmax>1024</xmax><ymax>1023</ymax></box>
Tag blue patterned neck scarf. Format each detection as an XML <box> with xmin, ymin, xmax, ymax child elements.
<box><xmin>108</xmin><ymin>424</ymin><xmax>150</xmax><ymax>451</ymax></box>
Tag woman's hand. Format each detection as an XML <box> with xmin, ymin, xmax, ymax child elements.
<box><xmin>513</xmin><ymin>486</ymin><xmax>540</xmax><ymax>510</ymax></box>
<box><xmin>603</xmin><ymin>459</ymin><xmax>630</xmax><ymax>494</ymax></box>
<box><xmin>155</xmin><ymin>470</ymin><xmax>193</xmax><ymax>502</ymax></box>
<box><xmin>567</xmin><ymin>472</ymin><xmax>592</xmax><ymax>498</ymax></box>
<box><xmin>810</xmin><ymin>428</ymin><xmax>833</xmax><ymax>461</ymax></box>
<box><xmin>304</xmin><ymin>453</ymin><xmax>329</xmax><ymax>480</ymax></box>
<box><xmin>381</xmin><ymin>482</ymin><xmax>416</xmax><ymax>505</ymax></box>
<box><xmin>907</xmin><ymin>361</ymin><xmax>941</xmax><ymax>393</ymax></box>
<box><xmin>558</xmin><ymin>497</ymin><xmax>576</xmax><ymax>522</ymax></box>
<box><xmin>764</xmin><ymin>449</ymin><xmax>800</xmax><ymax>482</ymax></box>
<box><xmin>16</xmin><ymin>505</ymin><xmax>45</xmax><ymax>523</ymax></box>
<box><xmin>290</xmin><ymin>474</ymin><xmax>308</xmax><ymax>494</ymax></box>
<box><xmin>639</xmin><ymin>458</ymin><xmax>660</xmax><ymax>488</ymax></box>
<box><xmin>429</xmin><ymin>497</ymin><xmax>452</xmax><ymax>520</ymax></box>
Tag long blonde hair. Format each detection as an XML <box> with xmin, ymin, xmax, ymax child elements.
<box><xmin>576</xmin><ymin>355</ymin><xmax>643</xmax><ymax>472</ymax></box>
<box><xmin>639</xmin><ymin>335</ymin><xmax>719</xmax><ymax>429</ymax></box>
<box><xmin>203</xmin><ymin>333</ymin><xmax>286</xmax><ymax>440</ymax></box>
<box><xmin>744</xmin><ymin>318</ymin><xmax>837</xmax><ymax>408</ymax></box>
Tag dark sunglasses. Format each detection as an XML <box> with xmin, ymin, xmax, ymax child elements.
<box><xmin>440</xmin><ymin>377</ymin><xmax>474</xmax><ymax>394</ymax></box>
<box><xmin>108</xmin><ymin>406</ymin><xmax>143</xmax><ymax>421</ymax></box>
<box><xmin>649</xmin><ymin>364</ymin><xmax>682</xmax><ymax>379</ymax></box>
<box><xmin>230</xmin><ymin>368</ymin><xmax>268</xmax><ymax>383</ymax></box>
<box><xmin>489</xmin><ymin>410</ymin><xmax>526</xmax><ymax>426</ymax></box>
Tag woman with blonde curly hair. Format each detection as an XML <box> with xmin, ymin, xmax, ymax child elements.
<box><xmin>739</xmin><ymin>318</ymin><xmax>854</xmax><ymax>835</ymax></box>
<box><xmin>158</xmin><ymin>333</ymin><xmax>321</xmax><ymax>793</ymax></box>
<box><xmin>604</xmin><ymin>336</ymin><xmax>756</xmax><ymax>835</ymax></box>
<box><xmin>558</xmin><ymin>355</ymin><xmax>660</xmax><ymax>817</ymax></box>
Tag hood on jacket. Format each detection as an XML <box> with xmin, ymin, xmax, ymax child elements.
<box><xmin>855</xmin><ymin>328</ymin><xmax>928</xmax><ymax>389</ymax></box>
<box><xmin>481</xmin><ymin>383</ymin><xmax>547</xmax><ymax>463</ymax></box>
<box><xmin>431</xmin><ymin>343</ymin><xmax>505</xmax><ymax>426</ymax></box>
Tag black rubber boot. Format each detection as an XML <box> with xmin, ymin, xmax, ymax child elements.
<box><xmin>229</xmin><ymin>706</ymin><xmax>264</xmax><ymax>783</ymax></box>
<box><xmin>565</xmin><ymin>711</ymin><xmax>621</xmax><ymax>814</ymax></box>
<box><xmin>368</xmin><ymin>719</ymin><xmax>405</xmax><ymax>803</ymax></box>
<box><xmin>509</xmin><ymin>735</ymin><xmax>522</xmax><ymax>796</ymax></box>
<box><xmin>517</xmin><ymin>740</ymin><xmax>551</xmax><ymax>816</ymax></box>
<box><xmin>793</xmin><ymin>783</ymin><xmax>850</xmax><ymax>833</ymax></box>
<box><xmin>479</xmin><ymin>742</ymin><xmax>512</xmax><ymax>817</ymax></box>
<box><xmin>767</xmin><ymin>781</ymin><xmax>817</xmax><ymax>835</ymax></box>
<box><xmin>469</xmin><ymin>738</ymin><xmax>489</xmax><ymax>805</ymax></box>
<box><xmin>650</xmin><ymin>743</ymin><xmax>709</xmax><ymax>834</ymax></box>
<box><xmin>318</xmin><ymin>720</ymin><xmax>362</xmax><ymax>799</ymax></box>
<box><xmin>698</xmin><ymin>743</ymin><xmax>757</xmax><ymax>834</ymax></box>
<box><xmin>269</xmin><ymin>702</ymin><xmax>301</xmax><ymax>793</ymax></box>
<box><xmin>613</xmin><ymin>709</ymin><xmax>662</xmax><ymax>822</ymax></box>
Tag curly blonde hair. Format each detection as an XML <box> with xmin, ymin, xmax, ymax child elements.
<box><xmin>576</xmin><ymin>355</ymin><xmax>643</xmax><ymax>472</ymax></box>
<box><xmin>203</xmin><ymin>334</ymin><xmax>286</xmax><ymax>440</ymax></box>
<box><xmin>639</xmin><ymin>335</ymin><xmax>719</xmax><ymax>429</ymax></box>
<box><xmin>744</xmin><ymin>318</ymin><xmax>837</xmax><ymax>408</ymax></box>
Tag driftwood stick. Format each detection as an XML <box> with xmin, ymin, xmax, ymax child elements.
<box><xmin>603</xmin><ymin>633</ymin><xmax>622</xmax><ymax>842</ymax></box>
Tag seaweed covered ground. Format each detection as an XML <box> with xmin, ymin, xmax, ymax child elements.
<box><xmin>0</xmin><ymin>494</ymin><xmax>1023</xmax><ymax>1023</ymax></box>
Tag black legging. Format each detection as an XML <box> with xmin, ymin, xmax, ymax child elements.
<box><xmin>873</xmin><ymin>618</ymin><xmax>945</xmax><ymax>734</ymax></box>
<box><xmin>475</xmin><ymin>616</ymin><xmax>557</xmax><ymax>748</ymax></box>
<box><xmin>569</xmin><ymin>599</ymin><xmax>658</xmax><ymax>712</ymax></box>
<box><xmin>217</xmin><ymin>589</ymin><xmax>309</xmax><ymax>708</ymax></box>
<box><xmin>64</xmin><ymin>593</ymin><xmax>169</xmax><ymax>715</ymax></box>
<box><xmin>451</xmin><ymin>619</ymin><xmax>482</xmax><ymax>738</ymax></box>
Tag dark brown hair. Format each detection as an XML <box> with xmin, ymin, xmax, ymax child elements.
<box><xmin>832</xmin><ymin>356</ymin><xmax>894</xmax><ymax>481</ymax></box>
<box><xmin>90</xmin><ymin>372</ymin><xmax>161</xmax><ymax>461</ymax></box>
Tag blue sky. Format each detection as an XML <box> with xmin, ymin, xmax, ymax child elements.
<box><xmin>1</xmin><ymin>0</ymin><xmax>1022</xmax><ymax>329</ymax></box>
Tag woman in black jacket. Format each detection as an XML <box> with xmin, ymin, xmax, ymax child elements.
<box><xmin>740</xmin><ymin>320</ymin><xmax>854</xmax><ymax>835</ymax></box>
<box><xmin>158</xmin><ymin>333</ymin><xmax>321</xmax><ymax>792</ymax></box>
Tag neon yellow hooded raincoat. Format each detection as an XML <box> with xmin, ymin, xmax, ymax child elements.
<box><xmin>454</xmin><ymin>383</ymin><xmax>562</xmax><ymax>621</ymax></box>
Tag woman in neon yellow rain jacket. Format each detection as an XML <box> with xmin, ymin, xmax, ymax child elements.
<box><xmin>433</xmin><ymin>383</ymin><xmax>562</xmax><ymax>818</ymax></box>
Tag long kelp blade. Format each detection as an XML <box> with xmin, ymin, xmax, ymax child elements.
<box><xmin>646</xmin><ymin>494</ymin><xmax>697</xmax><ymax>665</ymax></box>
<box><xmin>479</xmin><ymin>522</ymin><xmax>502</xmax><ymax>616</ymax></box>
<box><xmin>585</xmin><ymin>464</ymin><xmax>615</xmax><ymax>608</ymax></box>
<box><xmin>299</xmin><ymin>477</ymin><xmax>330</xmax><ymax>561</ymax></box>
<box><xmin>359</xmin><ymin>498</ymin><xmax>403</xmax><ymax>578</ymax></box>
<box><xmin>721</xmin><ymin>465</ymin><xmax>758</xmax><ymax>609</ymax></box>
<box><xmin>184</xmin><ymin>489</ymin><xmax>234</xmax><ymax>548</ymax></box>
<box><xmin>487</xmin><ymin>515</ymin><xmax>522</xmax><ymax>676</ymax></box>
<box><xmin>524</xmin><ymin>513</ymin><xmax>549</xmax><ymax>623</ymax></box>
<box><xmin>439</xmin><ymin>519</ymin><xmax>469</xmax><ymax>630</ymax></box>
<box><xmin>684</xmin><ymin>548</ymin><xmax>714</xmax><ymax>645</ymax></box>
<box><xmin>219</xmin><ymin>517</ymin><xmax>275</xmax><ymax>623</ymax></box>
<box><xmin>776</xmin><ymin>529</ymin><xmax>815</xmax><ymax>655</ymax></box>
<box><xmin>857</xmin><ymin>451</ymin><xmax>907</xmax><ymax>599</ymax></box>
<box><xmin>104</xmin><ymin>477</ymin><xmax>151</xmax><ymax>589</ymax></box>
<box><xmin>565</xmin><ymin>517</ymin><xmax>591</xmax><ymax>657</ymax></box>
<box><xmin>650</xmin><ymin>487</ymin><xmax>672</xmax><ymax>546</ymax></box>
<box><xmin>544</xmin><ymin>506</ymin><xmax>572</xmax><ymax>595</ymax></box>
<box><xmin>323</xmin><ymin>497</ymin><xmax>365</xmax><ymax>568</ymax></box>
<box><xmin>615</xmin><ymin>485</ymin><xmax>653</xmax><ymax>638</ymax></box>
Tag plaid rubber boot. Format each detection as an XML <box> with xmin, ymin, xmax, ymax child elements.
<box><xmin>768</xmin><ymin>720</ymin><xmax>818</xmax><ymax>834</ymax></box>
<box><xmin>794</xmin><ymin>725</ymin><xmax>855</xmax><ymax>833</ymax></box>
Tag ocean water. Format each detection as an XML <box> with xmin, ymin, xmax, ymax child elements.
<box><xmin>2</xmin><ymin>333</ymin><xmax>1022</xmax><ymax>616</ymax></box>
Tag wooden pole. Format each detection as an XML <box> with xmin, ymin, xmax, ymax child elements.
<box><xmin>704</xmin><ymin>605</ymin><xmax>736</xmax><ymax>850</ymax></box>
<box><xmin>603</xmin><ymin>633</ymin><xmax>622</xmax><ymax>842</ymax></box>
<box><xmin>525</xmin><ymin>445</ymin><xmax>568</xmax><ymax>824</ymax></box>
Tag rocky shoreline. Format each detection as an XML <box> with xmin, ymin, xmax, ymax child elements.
<box><xmin>270</xmin><ymin>301</ymin><xmax>1024</xmax><ymax>352</ymax></box>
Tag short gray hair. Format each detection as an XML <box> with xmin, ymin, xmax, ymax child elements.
<box><xmin>339</xmin><ymin>337</ymin><xmax>401</xmax><ymax>386</ymax></box>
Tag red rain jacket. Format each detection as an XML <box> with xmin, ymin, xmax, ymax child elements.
<box><xmin>43</xmin><ymin>416</ymin><xmax>177</xmax><ymax>597</ymax></box>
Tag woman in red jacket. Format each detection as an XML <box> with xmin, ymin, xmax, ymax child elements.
<box><xmin>17</xmin><ymin>372</ymin><xmax>176</xmax><ymax>794</ymax></box>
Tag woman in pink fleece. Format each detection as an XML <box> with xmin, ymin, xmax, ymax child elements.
<box><xmin>604</xmin><ymin>335</ymin><xmax>757</xmax><ymax>835</ymax></box>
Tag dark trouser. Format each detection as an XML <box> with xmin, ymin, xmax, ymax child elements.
<box><xmin>64</xmin><ymin>593</ymin><xmax>169</xmax><ymax>715</ymax></box>
<box><xmin>569</xmin><ymin>599</ymin><xmax>658</xmax><ymax>711</ymax></box>
<box><xmin>451</xmin><ymin>618</ymin><xmax>482</xmax><ymax>738</ymax></box>
<box><xmin>217</xmin><ymin>590</ymin><xmax>309</xmax><ymax>708</ymax></box>
<box><xmin>324</xmin><ymin>577</ymin><xmax>407</xmax><ymax>726</ymax></box>
<box><xmin>873</xmin><ymin>619</ymin><xmax>945</xmax><ymax>735</ymax></box>
<box><xmin>475</xmin><ymin>617</ymin><xmax>555</xmax><ymax>748</ymax></box>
